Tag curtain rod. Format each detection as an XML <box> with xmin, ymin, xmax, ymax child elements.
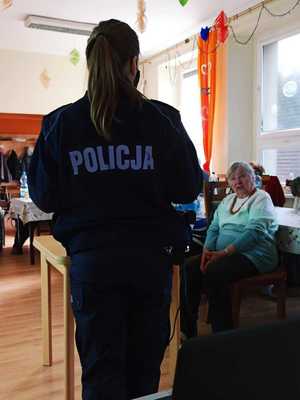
<box><xmin>141</xmin><ymin>0</ymin><xmax>275</xmax><ymax>64</ymax></box>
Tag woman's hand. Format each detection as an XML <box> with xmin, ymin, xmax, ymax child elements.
<box><xmin>200</xmin><ymin>245</ymin><xmax>236</xmax><ymax>273</ymax></box>
<box><xmin>200</xmin><ymin>248</ymin><xmax>213</xmax><ymax>273</ymax></box>
<box><xmin>208</xmin><ymin>250</ymin><xmax>227</xmax><ymax>264</ymax></box>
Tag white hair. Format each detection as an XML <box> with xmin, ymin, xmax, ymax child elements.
<box><xmin>227</xmin><ymin>162</ymin><xmax>256</xmax><ymax>183</ymax></box>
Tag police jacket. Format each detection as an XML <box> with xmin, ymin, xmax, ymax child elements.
<box><xmin>28</xmin><ymin>93</ymin><xmax>202</xmax><ymax>254</ymax></box>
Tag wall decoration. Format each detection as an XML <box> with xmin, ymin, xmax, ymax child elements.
<box><xmin>197</xmin><ymin>30</ymin><xmax>217</xmax><ymax>173</ymax></box>
<box><xmin>70</xmin><ymin>48</ymin><xmax>80</xmax><ymax>66</ymax></box>
<box><xmin>179</xmin><ymin>0</ymin><xmax>189</xmax><ymax>5</ymax></box>
<box><xmin>40</xmin><ymin>69</ymin><xmax>51</xmax><ymax>89</ymax></box>
<box><xmin>1</xmin><ymin>0</ymin><xmax>12</xmax><ymax>11</ymax></box>
<box><xmin>200</xmin><ymin>27</ymin><xmax>210</xmax><ymax>41</ymax></box>
<box><xmin>137</xmin><ymin>0</ymin><xmax>147</xmax><ymax>33</ymax></box>
<box><xmin>215</xmin><ymin>11</ymin><xmax>228</xmax><ymax>43</ymax></box>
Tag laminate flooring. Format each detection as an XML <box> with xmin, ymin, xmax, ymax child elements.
<box><xmin>1</xmin><ymin>226</ymin><xmax>300</xmax><ymax>399</ymax></box>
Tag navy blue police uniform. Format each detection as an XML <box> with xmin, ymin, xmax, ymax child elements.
<box><xmin>28</xmin><ymin>93</ymin><xmax>202</xmax><ymax>400</ymax></box>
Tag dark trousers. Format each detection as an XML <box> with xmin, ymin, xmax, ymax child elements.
<box><xmin>70</xmin><ymin>247</ymin><xmax>172</xmax><ymax>400</ymax></box>
<box><xmin>204</xmin><ymin>253</ymin><xmax>258</xmax><ymax>333</ymax></box>
<box><xmin>180</xmin><ymin>253</ymin><xmax>258</xmax><ymax>336</ymax></box>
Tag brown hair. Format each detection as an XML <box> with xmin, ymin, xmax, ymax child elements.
<box><xmin>249</xmin><ymin>162</ymin><xmax>265</xmax><ymax>177</ymax></box>
<box><xmin>86</xmin><ymin>19</ymin><xmax>142</xmax><ymax>140</ymax></box>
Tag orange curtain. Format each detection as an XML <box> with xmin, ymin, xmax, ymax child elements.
<box><xmin>212</xmin><ymin>42</ymin><xmax>228</xmax><ymax>175</ymax></box>
<box><xmin>197</xmin><ymin>30</ymin><xmax>217</xmax><ymax>173</ymax></box>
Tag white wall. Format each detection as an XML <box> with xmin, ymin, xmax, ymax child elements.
<box><xmin>227</xmin><ymin>38</ymin><xmax>254</xmax><ymax>165</ymax></box>
<box><xmin>0</xmin><ymin>49</ymin><xmax>87</xmax><ymax>115</ymax></box>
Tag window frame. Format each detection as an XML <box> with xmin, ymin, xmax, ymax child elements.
<box><xmin>255</xmin><ymin>23</ymin><xmax>300</xmax><ymax>169</ymax></box>
<box><xmin>178</xmin><ymin>62</ymin><xmax>206</xmax><ymax>164</ymax></box>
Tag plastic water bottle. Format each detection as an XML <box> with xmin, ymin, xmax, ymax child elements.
<box><xmin>209</xmin><ymin>172</ymin><xmax>218</xmax><ymax>182</ymax></box>
<box><xmin>20</xmin><ymin>171</ymin><xmax>29</xmax><ymax>199</ymax></box>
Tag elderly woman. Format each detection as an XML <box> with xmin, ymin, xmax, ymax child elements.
<box><xmin>201</xmin><ymin>161</ymin><xmax>278</xmax><ymax>332</ymax></box>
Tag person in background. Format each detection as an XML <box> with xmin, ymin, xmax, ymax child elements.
<box><xmin>250</xmin><ymin>161</ymin><xmax>265</xmax><ymax>189</ymax></box>
<box><xmin>28</xmin><ymin>19</ymin><xmax>202</xmax><ymax>400</ymax></box>
<box><xmin>201</xmin><ymin>162</ymin><xmax>278</xmax><ymax>332</ymax></box>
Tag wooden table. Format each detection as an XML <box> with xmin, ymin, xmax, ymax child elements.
<box><xmin>9</xmin><ymin>198</ymin><xmax>53</xmax><ymax>264</ymax></box>
<box><xmin>33</xmin><ymin>236</ymin><xmax>74</xmax><ymax>400</ymax></box>
<box><xmin>33</xmin><ymin>235</ymin><xmax>181</xmax><ymax>399</ymax></box>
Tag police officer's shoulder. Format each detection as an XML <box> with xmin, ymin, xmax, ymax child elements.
<box><xmin>42</xmin><ymin>103</ymin><xmax>73</xmax><ymax>140</ymax></box>
<box><xmin>147</xmin><ymin>99</ymin><xmax>181</xmax><ymax>124</ymax></box>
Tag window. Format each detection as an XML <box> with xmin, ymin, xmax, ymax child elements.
<box><xmin>262</xmin><ymin>33</ymin><xmax>300</xmax><ymax>132</ymax></box>
<box><xmin>180</xmin><ymin>69</ymin><xmax>204</xmax><ymax>165</ymax></box>
<box><xmin>257</xmin><ymin>29</ymin><xmax>300</xmax><ymax>182</ymax></box>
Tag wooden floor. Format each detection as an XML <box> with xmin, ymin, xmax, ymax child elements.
<box><xmin>1</xmin><ymin>227</ymin><xmax>300</xmax><ymax>399</ymax></box>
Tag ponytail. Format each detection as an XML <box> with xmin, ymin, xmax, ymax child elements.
<box><xmin>86</xmin><ymin>20</ymin><xmax>143</xmax><ymax>140</ymax></box>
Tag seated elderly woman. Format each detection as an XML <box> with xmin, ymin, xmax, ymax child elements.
<box><xmin>201</xmin><ymin>161</ymin><xmax>278</xmax><ymax>333</ymax></box>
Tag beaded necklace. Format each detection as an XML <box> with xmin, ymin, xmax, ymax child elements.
<box><xmin>230</xmin><ymin>189</ymin><xmax>256</xmax><ymax>215</ymax></box>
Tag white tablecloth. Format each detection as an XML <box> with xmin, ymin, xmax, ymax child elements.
<box><xmin>133</xmin><ymin>390</ymin><xmax>172</xmax><ymax>399</ymax></box>
<box><xmin>9</xmin><ymin>197</ymin><xmax>53</xmax><ymax>224</ymax></box>
<box><xmin>275</xmin><ymin>207</ymin><xmax>300</xmax><ymax>255</ymax></box>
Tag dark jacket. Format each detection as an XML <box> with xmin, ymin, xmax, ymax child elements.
<box><xmin>28</xmin><ymin>93</ymin><xmax>202</xmax><ymax>254</ymax></box>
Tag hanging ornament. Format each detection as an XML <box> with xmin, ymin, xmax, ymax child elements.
<box><xmin>136</xmin><ymin>0</ymin><xmax>147</xmax><ymax>33</ymax></box>
<box><xmin>214</xmin><ymin>10</ymin><xmax>228</xmax><ymax>44</ymax></box>
<box><xmin>200</xmin><ymin>27</ymin><xmax>210</xmax><ymax>41</ymax></box>
<box><xmin>40</xmin><ymin>69</ymin><xmax>51</xmax><ymax>89</ymax></box>
<box><xmin>70</xmin><ymin>48</ymin><xmax>80</xmax><ymax>66</ymax></box>
<box><xmin>179</xmin><ymin>0</ymin><xmax>189</xmax><ymax>6</ymax></box>
<box><xmin>1</xmin><ymin>0</ymin><xmax>13</xmax><ymax>11</ymax></box>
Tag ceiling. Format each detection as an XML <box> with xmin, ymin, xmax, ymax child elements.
<box><xmin>0</xmin><ymin>0</ymin><xmax>262</xmax><ymax>59</ymax></box>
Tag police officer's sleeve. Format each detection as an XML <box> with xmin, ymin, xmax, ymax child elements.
<box><xmin>28</xmin><ymin>120</ymin><xmax>60</xmax><ymax>213</ymax></box>
<box><xmin>164</xmin><ymin>117</ymin><xmax>202</xmax><ymax>203</ymax></box>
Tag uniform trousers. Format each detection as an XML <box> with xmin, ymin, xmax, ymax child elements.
<box><xmin>69</xmin><ymin>246</ymin><xmax>172</xmax><ymax>400</ymax></box>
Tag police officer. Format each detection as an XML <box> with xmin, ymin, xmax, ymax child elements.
<box><xmin>28</xmin><ymin>19</ymin><xmax>202</xmax><ymax>400</ymax></box>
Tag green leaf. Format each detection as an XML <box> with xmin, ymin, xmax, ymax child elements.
<box><xmin>179</xmin><ymin>0</ymin><xmax>189</xmax><ymax>6</ymax></box>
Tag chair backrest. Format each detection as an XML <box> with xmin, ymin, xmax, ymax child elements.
<box><xmin>172</xmin><ymin>318</ymin><xmax>300</xmax><ymax>400</ymax></box>
<box><xmin>262</xmin><ymin>175</ymin><xmax>285</xmax><ymax>206</ymax></box>
<box><xmin>0</xmin><ymin>186</ymin><xmax>10</xmax><ymax>213</ymax></box>
<box><xmin>261</xmin><ymin>174</ymin><xmax>271</xmax><ymax>188</ymax></box>
<box><xmin>203</xmin><ymin>181</ymin><xmax>231</xmax><ymax>220</ymax></box>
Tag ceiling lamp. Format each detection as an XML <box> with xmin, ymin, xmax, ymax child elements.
<box><xmin>25</xmin><ymin>15</ymin><xmax>96</xmax><ymax>36</ymax></box>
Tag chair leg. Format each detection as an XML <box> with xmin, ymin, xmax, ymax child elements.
<box><xmin>231</xmin><ymin>285</ymin><xmax>242</xmax><ymax>329</ymax></box>
<box><xmin>276</xmin><ymin>281</ymin><xmax>287</xmax><ymax>320</ymax></box>
<box><xmin>202</xmin><ymin>298</ymin><xmax>209</xmax><ymax>324</ymax></box>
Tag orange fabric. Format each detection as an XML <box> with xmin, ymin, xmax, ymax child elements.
<box><xmin>212</xmin><ymin>41</ymin><xmax>228</xmax><ymax>174</ymax></box>
<box><xmin>197</xmin><ymin>30</ymin><xmax>217</xmax><ymax>173</ymax></box>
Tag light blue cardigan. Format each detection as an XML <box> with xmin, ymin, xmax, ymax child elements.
<box><xmin>204</xmin><ymin>189</ymin><xmax>279</xmax><ymax>273</ymax></box>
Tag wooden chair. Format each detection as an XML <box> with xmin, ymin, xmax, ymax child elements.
<box><xmin>203</xmin><ymin>181</ymin><xmax>287</xmax><ymax>328</ymax></box>
<box><xmin>0</xmin><ymin>182</ymin><xmax>20</xmax><ymax>199</ymax></box>
<box><xmin>203</xmin><ymin>180</ymin><xmax>231</xmax><ymax>220</ymax></box>
<box><xmin>261</xmin><ymin>174</ymin><xmax>271</xmax><ymax>188</ymax></box>
<box><xmin>0</xmin><ymin>186</ymin><xmax>10</xmax><ymax>249</ymax></box>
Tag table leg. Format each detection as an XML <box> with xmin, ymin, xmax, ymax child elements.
<box><xmin>169</xmin><ymin>265</ymin><xmax>181</xmax><ymax>384</ymax></box>
<box><xmin>63</xmin><ymin>269</ymin><xmax>75</xmax><ymax>400</ymax></box>
<box><xmin>29</xmin><ymin>222</ymin><xmax>36</xmax><ymax>265</ymax></box>
<box><xmin>41</xmin><ymin>255</ymin><xmax>52</xmax><ymax>366</ymax></box>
